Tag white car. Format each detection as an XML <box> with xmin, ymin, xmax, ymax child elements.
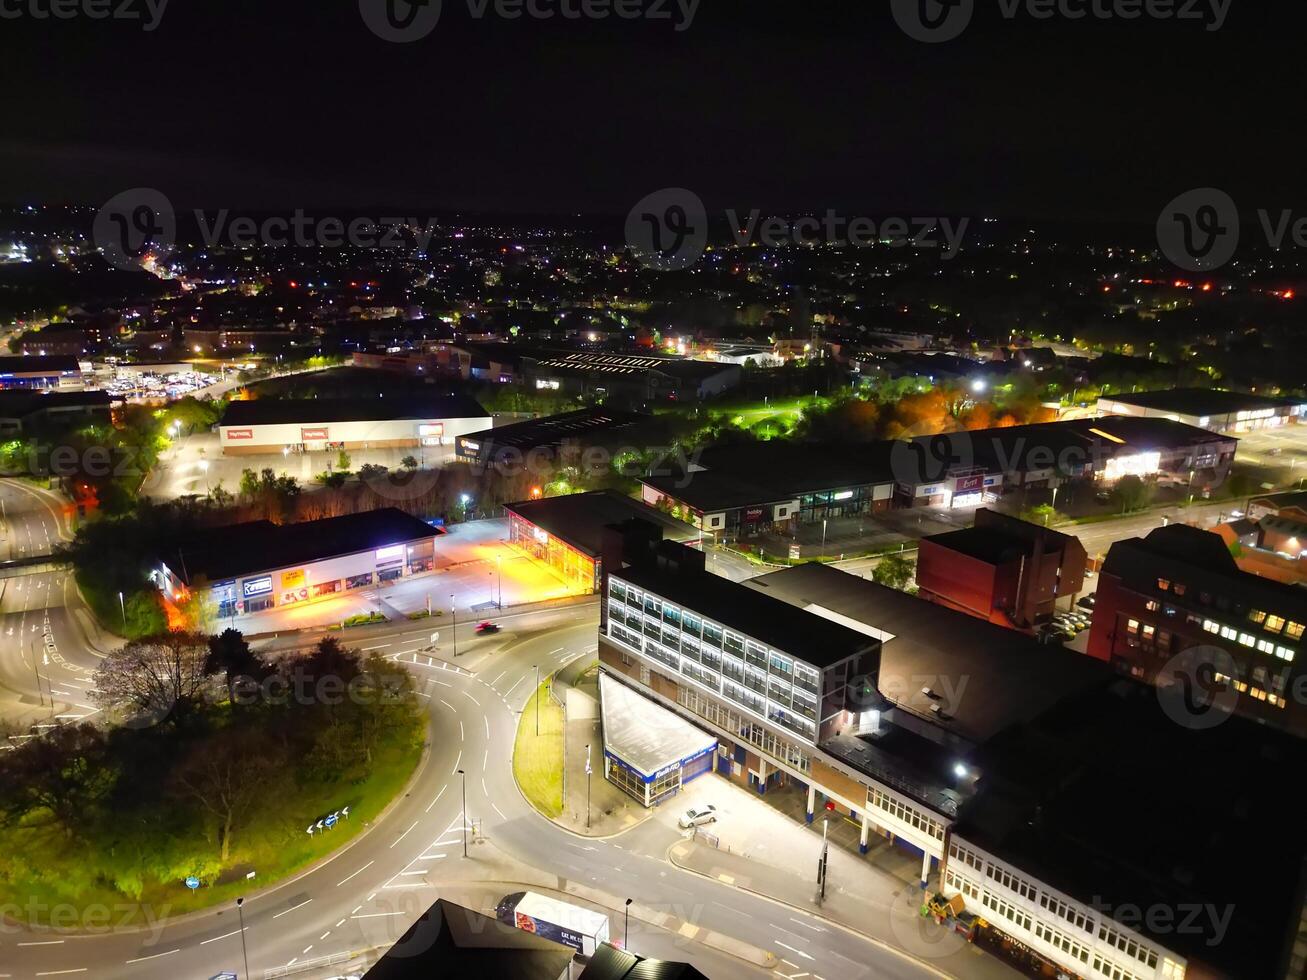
<box><xmin>679</xmin><ymin>804</ymin><xmax>717</xmax><ymax>829</ymax></box>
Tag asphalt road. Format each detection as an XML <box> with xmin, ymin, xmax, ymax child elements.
<box><xmin>0</xmin><ymin>602</ymin><xmax>983</xmax><ymax>980</ymax></box>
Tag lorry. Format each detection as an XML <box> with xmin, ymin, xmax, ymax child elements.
<box><xmin>496</xmin><ymin>890</ymin><xmax>611</xmax><ymax>958</ymax></box>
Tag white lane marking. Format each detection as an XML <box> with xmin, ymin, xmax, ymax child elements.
<box><xmin>492</xmin><ymin>802</ymin><xmax>507</xmax><ymax>820</ymax></box>
<box><xmin>505</xmin><ymin>676</ymin><xmax>524</xmax><ymax>696</ymax></box>
<box><xmin>776</xmin><ymin>941</ymin><xmax>814</xmax><ymax>960</ymax></box>
<box><xmin>18</xmin><ymin>940</ymin><xmax>65</xmax><ymax>946</ymax></box>
<box><xmin>125</xmin><ymin>949</ymin><xmax>179</xmax><ymax>964</ymax></box>
<box><xmin>789</xmin><ymin>917</ymin><xmax>827</xmax><ymax>932</ymax></box>
<box><xmin>439</xmin><ymin>698</ymin><xmax>455</xmax><ymax>712</ymax></box>
<box><xmin>36</xmin><ymin>970</ymin><xmax>87</xmax><ymax>976</ymax></box>
<box><xmin>424</xmin><ymin>784</ymin><xmax>447</xmax><ymax>813</ymax></box>
<box><xmin>484</xmin><ymin>717</ymin><xmax>490</xmax><ymax>739</ymax></box>
<box><xmin>452</xmin><ymin>750</ymin><xmax>461</xmax><ymax>774</ymax></box>
<box><xmin>459</xmin><ymin>721</ymin><xmax>464</xmax><ymax>740</ymax></box>
<box><xmin>462</xmin><ymin>690</ymin><xmax>480</xmax><ymax>707</ymax></box>
<box><xmin>335</xmin><ymin>918</ymin><xmax>347</xmax><ymax>928</ymax></box>
<box><xmin>273</xmin><ymin>898</ymin><xmax>313</xmax><ymax>919</ymax></box>
<box><xmin>200</xmin><ymin>929</ymin><xmax>245</xmax><ymax>945</ymax></box>
<box><xmin>352</xmin><ymin>911</ymin><xmax>406</xmax><ymax>918</ymax></box>
<box><xmin>390</xmin><ymin>820</ymin><xmax>418</xmax><ymax>848</ymax></box>
<box><xmin>361</xmin><ymin>643</ymin><xmax>392</xmax><ymax>651</ymax></box>
<box><xmin>336</xmin><ymin>860</ymin><xmax>374</xmax><ymax>886</ymax></box>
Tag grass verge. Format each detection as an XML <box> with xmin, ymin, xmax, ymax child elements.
<box><xmin>512</xmin><ymin>677</ymin><xmax>564</xmax><ymax>819</ymax></box>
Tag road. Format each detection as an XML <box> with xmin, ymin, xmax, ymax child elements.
<box><xmin>0</xmin><ymin>478</ymin><xmax>71</xmax><ymax>562</ymax></box>
<box><xmin>0</xmin><ymin>603</ymin><xmax>980</xmax><ymax>980</ymax></box>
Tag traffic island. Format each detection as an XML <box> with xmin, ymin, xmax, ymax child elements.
<box><xmin>512</xmin><ymin>675</ymin><xmax>565</xmax><ymax>818</ymax></box>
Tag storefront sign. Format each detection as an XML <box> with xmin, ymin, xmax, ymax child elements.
<box><xmin>281</xmin><ymin>569</ymin><xmax>306</xmax><ymax>590</ymax></box>
<box><xmin>954</xmin><ymin>474</ymin><xmax>985</xmax><ymax>494</ymax></box>
<box><xmin>281</xmin><ymin>587</ymin><xmax>309</xmax><ymax>604</ymax></box>
<box><xmin>375</xmin><ymin>544</ymin><xmax>405</xmax><ymax>563</ymax></box>
<box><xmin>832</xmin><ymin>490</ymin><xmax>854</xmax><ymax>501</ymax></box>
<box><xmin>419</xmin><ymin>423</ymin><xmax>444</xmax><ymax>437</ymax></box>
<box><xmin>744</xmin><ymin>507</ymin><xmax>765</xmax><ymax>521</ymax></box>
<box><xmin>226</xmin><ymin>428</ymin><xmax>254</xmax><ymax>440</ymax></box>
<box><xmin>242</xmin><ymin>576</ymin><xmax>272</xmax><ymax>597</ymax></box>
<box><xmin>301</xmin><ymin>427</ymin><xmax>330</xmax><ymax>441</ymax></box>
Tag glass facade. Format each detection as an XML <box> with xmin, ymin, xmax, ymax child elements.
<box><xmin>509</xmin><ymin>512</ymin><xmax>597</xmax><ymax>593</ymax></box>
<box><xmin>606</xmin><ymin>575</ymin><xmax>821</xmax><ymax>741</ymax></box>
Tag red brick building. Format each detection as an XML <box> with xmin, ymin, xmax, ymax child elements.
<box><xmin>916</xmin><ymin>509</ymin><xmax>1088</xmax><ymax>631</ymax></box>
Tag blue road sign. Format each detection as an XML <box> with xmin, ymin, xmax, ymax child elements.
<box><xmin>184</xmin><ymin>876</ymin><xmax>201</xmax><ymax>890</ymax></box>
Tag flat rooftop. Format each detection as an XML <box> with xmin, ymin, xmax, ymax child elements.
<box><xmin>599</xmin><ymin>672</ymin><xmax>717</xmax><ymax>777</ymax></box>
<box><xmin>179</xmin><ymin>508</ymin><xmax>440</xmax><ymax>583</ymax></box>
<box><xmin>957</xmin><ymin>680</ymin><xmax>1307</xmax><ymax>980</ymax></box>
<box><xmin>0</xmin><ymin>355</ymin><xmax>82</xmax><ymax>374</ymax></box>
<box><xmin>612</xmin><ymin>562</ymin><xmax>877</xmax><ymax>670</ymax></box>
<box><xmin>924</xmin><ymin>525</ymin><xmax>1028</xmax><ymax>565</ymax></box>
<box><xmin>1103</xmin><ymin>387</ymin><xmax>1306</xmax><ymax>416</ymax></box>
<box><xmin>745</xmin><ymin>563</ymin><xmax>1109</xmax><ymax>743</ymax></box>
<box><xmin>459</xmin><ymin>408</ymin><xmax>644</xmax><ymax>455</ymax></box>
<box><xmin>221</xmin><ymin>393</ymin><xmax>488</xmax><ymax>427</ymax></box>
<box><xmin>506</xmin><ymin>490</ymin><xmax>698</xmax><ymax>558</ymax></box>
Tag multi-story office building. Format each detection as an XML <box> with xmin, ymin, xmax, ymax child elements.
<box><xmin>596</xmin><ymin>527</ymin><xmax>1307</xmax><ymax>980</ymax></box>
<box><xmin>1087</xmin><ymin>523</ymin><xmax>1307</xmax><ymax>738</ymax></box>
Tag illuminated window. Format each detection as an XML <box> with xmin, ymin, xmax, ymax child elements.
<box><xmin>1220</xmin><ymin>625</ymin><xmax>1237</xmax><ymax>641</ymax></box>
<box><xmin>1127</xmin><ymin>619</ymin><xmax>1139</xmax><ymax>635</ymax></box>
<box><xmin>1258</xmin><ymin>639</ymin><xmax>1275</xmax><ymax>654</ymax></box>
<box><xmin>1248</xmin><ymin>609</ymin><xmax>1267</xmax><ymax>625</ymax></box>
<box><xmin>1145</xmin><ymin>600</ymin><xmax>1160</xmax><ymax>612</ymax></box>
<box><xmin>1277</xmin><ymin>646</ymin><xmax>1296</xmax><ymax>662</ymax></box>
<box><xmin>1288</xmin><ymin>621</ymin><xmax>1305</xmax><ymax>640</ymax></box>
<box><xmin>1265</xmin><ymin>615</ymin><xmax>1286</xmax><ymax>634</ymax></box>
<box><xmin>1157</xmin><ymin>578</ymin><xmax>1170</xmax><ymax>591</ymax></box>
<box><xmin>1203</xmin><ymin>619</ymin><xmax>1220</xmax><ymax>634</ymax></box>
<box><xmin>1173</xmin><ymin>583</ymin><xmax>1187</xmax><ymax>597</ymax></box>
<box><xmin>1238</xmin><ymin>633</ymin><xmax>1256</xmax><ymax>647</ymax></box>
<box><xmin>1142</xmin><ymin>624</ymin><xmax>1155</xmax><ymax>639</ymax></box>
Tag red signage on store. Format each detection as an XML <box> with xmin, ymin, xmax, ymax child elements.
<box><xmin>226</xmin><ymin>429</ymin><xmax>254</xmax><ymax>440</ymax></box>
<box><xmin>301</xmin><ymin>427</ymin><xmax>330</xmax><ymax>441</ymax></box>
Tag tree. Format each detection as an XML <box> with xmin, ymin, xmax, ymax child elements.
<box><xmin>238</xmin><ymin>468</ymin><xmax>260</xmax><ymax>501</ymax></box>
<box><xmin>205</xmin><ymin>629</ymin><xmax>268</xmax><ymax>704</ymax></box>
<box><xmin>1110</xmin><ymin>475</ymin><xmax>1154</xmax><ymax>514</ymax></box>
<box><xmin>336</xmin><ymin>449</ymin><xmax>352</xmax><ymax>473</ymax></box>
<box><xmin>317</xmin><ymin>471</ymin><xmax>348</xmax><ymax>490</ymax></box>
<box><xmin>357</xmin><ymin>463</ymin><xmax>388</xmax><ymax>482</ymax></box>
<box><xmin>0</xmin><ymin>724</ymin><xmax>114</xmax><ymax>838</ymax></box>
<box><xmin>171</xmin><ymin>729</ymin><xmax>281</xmax><ymax>863</ymax></box>
<box><xmin>400</xmin><ymin>455</ymin><xmax>418</xmax><ymax>471</ymax></box>
<box><xmin>94</xmin><ymin>632</ymin><xmax>211</xmax><ymax>727</ymax></box>
<box><xmin>873</xmin><ymin>554</ymin><xmax>916</xmax><ymax>592</ymax></box>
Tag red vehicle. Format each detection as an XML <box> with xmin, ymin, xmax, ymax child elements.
<box><xmin>475</xmin><ymin>621</ymin><xmax>500</xmax><ymax>635</ymax></box>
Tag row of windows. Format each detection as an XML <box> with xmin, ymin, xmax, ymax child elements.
<box><xmin>1158</xmin><ymin>579</ymin><xmax>1306</xmax><ymax>642</ymax></box>
<box><xmin>982</xmin><ymin>890</ymin><xmax>1032</xmax><ymax>931</ymax></box>
<box><xmin>1213</xmin><ymin>671</ymin><xmax>1291</xmax><ymax>708</ymax></box>
<box><xmin>1034</xmin><ymin>920</ymin><xmax>1091</xmax><ymax>965</ymax></box>
<box><xmin>676</xmin><ymin>684</ymin><xmax>812</xmax><ymax>773</ymax></box>
<box><xmin>1201</xmin><ymin>618</ymin><xmax>1297</xmax><ymax>661</ymax></box>
<box><xmin>1099</xmin><ymin>923</ymin><xmax>1161</xmax><ymax>969</ymax></box>
<box><xmin>1040</xmin><ymin>891</ymin><xmax>1092</xmax><ymax>933</ymax></box>
<box><xmin>1094</xmin><ymin>955</ymin><xmax>1141</xmax><ymax>980</ymax></box>
<box><xmin>945</xmin><ymin>868</ymin><xmax>979</xmax><ymax>900</ymax></box>
<box><xmin>949</xmin><ymin>841</ymin><xmax>983</xmax><ymax>871</ymax></box>
<box><xmin>869</xmin><ymin>787</ymin><xmax>944</xmax><ymax>841</ymax></box>
<box><xmin>988</xmin><ymin>863</ymin><xmax>1037</xmax><ymax>901</ymax></box>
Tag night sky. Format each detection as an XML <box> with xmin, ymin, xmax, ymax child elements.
<box><xmin>2</xmin><ymin>0</ymin><xmax>1304</xmax><ymax>222</ymax></box>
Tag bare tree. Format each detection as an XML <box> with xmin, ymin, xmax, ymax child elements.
<box><xmin>0</xmin><ymin>724</ymin><xmax>113</xmax><ymax>838</ymax></box>
<box><xmin>93</xmin><ymin>631</ymin><xmax>211</xmax><ymax>727</ymax></box>
<box><xmin>172</xmin><ymin>730</ymin><xmax>281</xmax><ymax>863</ymax></box>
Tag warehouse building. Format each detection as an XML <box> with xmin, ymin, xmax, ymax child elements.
<box><xmin>157</xmin><ymin>508</ymin><xmax>441</xmax><ymax>617</ymax></box>
<box><xmin>218</xmin><ymin>394</ymin><xmax>489</xmax><ymax>457</ymax></box>
<box><xmin>519</xmin><ymin>349</ymin><xmax>741</xmax><ymax>404</ymax></box>
<box><xmin>0</xmin><ymin>355</ymin><xmax>86</xmax><ymax>391</ymax></box>
<box><xmin>504</xmin><ymin>489</ymin><xmax>698</xmax><ymax>593</ymax></box>
<box><xmin>1097</xmin><ymin>387</ymin><xmax>1307</xmax><ymax>433</ymax></box>
<box><xmin>454</xmin><ymin>407</ymin><xmax>643</xmax><ymax>468</ymax></box>
<box><xmin>597</xmin><ymin>529</ymin><xmax>1307</xmax><ymax>980</ymax></box>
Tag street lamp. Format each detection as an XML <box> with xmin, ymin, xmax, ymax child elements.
<box><xmin>236</xmin><ymin>898</ymin><xmax>250</xmax><ymax>980</ymax></box>
<box><xmin>456</xmin><ymin>769</ymin><xmax>468</xmax><ymax>857</ymax></box>
<box><xmin>585</xmin><ymin>743</ymin><xmax>593</xmax><ymax>830</ymax></box>
<box><xmin>821</xmin><ymin>518</ymin><xmax>828</xmax><ymax>553</ymax></box>
<box><xmin>534</xmin><ymin>664</ymin><xmax>540</xmax><ymax>736</ymax></box>
<box><xmin>624</xmin><ymin>898</ymin><xmax>633</xmax><ymax>951</ymax></box>
<box><xmin>496</xmin><ymin>555</ymin><xmax>503</xmax><ymax>608</ymax></box>
<box><xmin>450</xmin><ymin>594</ymin><xmax>457</xmax><ymax>656</ymax></box>
<box><xmin>118</xmin><ymin>590</ymin><xmax>126</xmax><ymax>632</ymax></box>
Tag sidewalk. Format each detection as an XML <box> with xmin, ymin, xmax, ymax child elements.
<box><xmin>669</xmin><ymin>837</ymin><xmax>1013</xmax><ymax>980</ymax></box>
<box><xmin>552</xmin><ymin>657</ymin><xmax>651</xmax><ymax>837</ymax></box>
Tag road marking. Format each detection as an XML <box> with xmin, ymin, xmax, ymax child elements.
<box><xmin>125</xmin><ymin>949</ymin><xmax>178</xmax><ymax>964</ymax></box>
<box><xmin>200</xmin><ymin>929</ymin><xmax>244</xmax><ymax>945</ymax></box>
<box><xmin>484</xmin><ymin>717</ymin><xmax>490</xmax><ymax>739</ymax></box>
<box><xmin>18</xmin><ymin>941</ymin><xmax>65</xmax><ymax>946</ymax></box>
<box><xmin>452</xmin><ymin>750</ymin><xmax>461</xmax><ymax>774</ymax></box>
<box><xmin>492</xmin><ymin>802</ymin><xmax>507</xmax><ymax>820</ymax></box>
<box><xmin>776</xmin><ymin>941</ymin><xmax>813</xmax><ymax>960</ymax></box>
<box><xmin>424</xmin><ymin>784</ymin><xmax>447</xmax><ymax>813</ymax></box>
<box><xmin>352</xmin><ymin>911</ymin><xmax>406</xmax><ymax>918</ymax></box>
<box><xmin>361</xmin><ymin>643</ymin><xmax>392</xmax><ymax>651</ymax></box>
<box><xmin>273</xmin><ymin>898</ymin><xmax>313</xmax><ymax>919</ymax></box>
<box><xmin>505</xmin><ymin>676</ymin><xmax>524</xmax><ymax>696</ymax></box>
<box><xmin>336</xmin><ymin>860</ymin><xmax>374</xmax><ymax>887</ymax></box>
<box><xmin>462</xmin><ymin>690</ymin><xmax>480</xmax><ymax>707</ymax></box>
<box><xmin>302</xmin><ymin>945</ymin><xmax>313</xmax><ymax>954</ymax></box>
<box><xmin>320</xmin><ymin>931</ymin><xmax>331</xmax><ymax>940</ymax></box>
<box><xmin>335</xmin><ymin>918</ymin><xmax>347</xmax><ymax>928</ymax></box>
<box><xmin>459</xmin><ymin>721</ymin><xmax>464</xmax><ymax>740</ymax></box>
<box><xmin>390</xmin><ymin>820</ymin><xmax>418</xmax><ymax>848</ymax></box>
<box><xmin>35</xmin><ymin>970</ymin><xmax>87</xmax><ymax>976</ymax></box>
<box><xmin>789</xmin><ymin>917</ymin><xmax>827</xmax><ymax>932</ymax></box>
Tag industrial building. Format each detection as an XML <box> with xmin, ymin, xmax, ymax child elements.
<box><xmin>917</xmin><ymin>509</ymin><xmax>1088</xmax><ymax>630</ymax></box>
<box><xmin>518</xmin><ymin>349</ymin><xmax>741</xmax><ymax>404</ymax></box>
<box><xmin>157</xmin><ymin>508</ymin><xmax>441</xmax><ymax>617</ymax></box>
<box><xmin>1097</xmin><ymin>387</ymin><xmax>1307</xmax><ymax>432</ymax></box>
<box><xmin>454</xmin><ymin>408</ymin><xmax>643</xmax><ymax>468</ymax></box>
<box><xmin>0</xmin><ymin>389</ymin><xmax>113</xmax><ymax>436</ymax></box>
<box><xmin>503</xmin><ymin>489</ymin><xmax>698</xmax><ymax>593</ymax></box>
<box><xmin>596</xmin><ymin>527</ymin><xmax>1307</xmax><ymax>980</ymax></box>
<box><xmin>0</xmin><ymin>355</ymin><xmax>86</xmax><ymax>391</ymax></box>
<box><xmin>1087</xmin><ymin>523</ymin><xmax>1306</xmax><ymax>738</ymax></box>
<box><xmin>217</xmin><ymin>394</ymin><xmax>489</xmax><ymax>456</ymax></box>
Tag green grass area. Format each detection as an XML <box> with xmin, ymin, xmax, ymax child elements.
<box><xmin>0</xmin><ymin>735</ymin><xmax>421</xmax><ymax>926</ymax></box>
<box><xmin>512</xmin><ymin>678</ymin><xmax>564</xmax><ymax>820</ymax></box>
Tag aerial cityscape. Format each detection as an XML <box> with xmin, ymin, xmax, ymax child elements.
<box><xmin>2</xmin><ymin>3</ymin><xmax>1306</xmax><ymax>980</ymax></box>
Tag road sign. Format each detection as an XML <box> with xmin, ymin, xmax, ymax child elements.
<box><xmin>430</xmin><ymin>631</ymin><xmax>440</xmax><ymax>645</ymax></box>
<box><xmin>184</xmin><ymin>876</ymin><xmax>200</xmax><ymax>890</ymax></box>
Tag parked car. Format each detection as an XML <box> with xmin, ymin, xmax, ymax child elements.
<box><xmin>475</xmin><ymin>621</ymin><xmax>500</xmax><ymax>635</ymax></box>
<box><xmin>678</xmin><ymin>804</ymin><xmax>718</xmax><ymax>828</ymax></box>
<box><xmin>1077</xmin><ymin>595</ymin><xmax>1096</xmax><ymax>610</ymax></box>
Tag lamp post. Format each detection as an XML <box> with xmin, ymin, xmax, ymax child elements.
<box><xmin>236</xmin><ymin>898</ymin><xmax>250</xmax><ymax>980</ymax></box>
<box><xmin>457</xmin><ymin>768</ymin><xmax>467</xmax><ymax>857</ymax></box>
<box><xmin>821</xmin><ymin>518</ymin><xmax>828</xmax><ymax>554</ymax></box>
<box><xmin>534</xmin><ymin>665</ymin><xmax>540</xmax><ymax>736</ymax></box>
<box><xmin>624</xmin><ymin>898</ymin><xmax>633</xmax><ymax>951</ymax></box>
<box><xmin>497</xmin><ymin>555</ymin><xmax>503</xmax><ymax>608</ymax></box>
<box><xmin>451</xmin><ymin>594</ymin><xmax>457</xmax><ymax>657</ymax></box>
<box><xmin>118</xmin><ymin>590</ymin><xmax>126</xmax><ymax>632</ymax></box>
<box><xmin>585</xmin><ymin>743</ymin><xmax>593</xmax><ymax>830</ymax></box>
